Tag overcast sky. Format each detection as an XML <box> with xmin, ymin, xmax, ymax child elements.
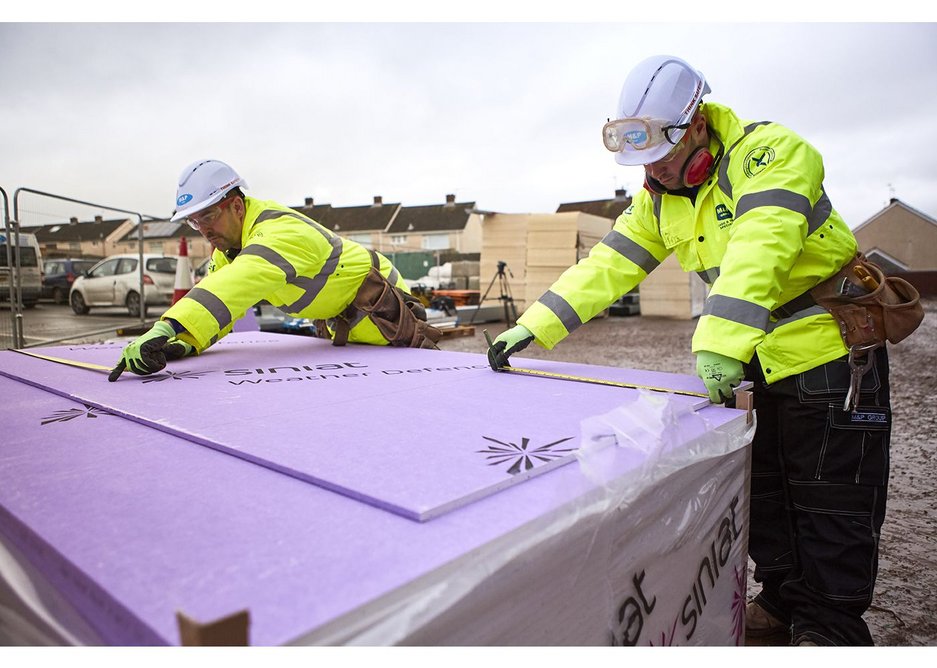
<box><xmin>2</xmin><ymin>17</ymin><xmax>936</xmax><ymax>230</ymax></box>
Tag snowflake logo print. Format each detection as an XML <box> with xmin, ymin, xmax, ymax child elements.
<box><xmin>41</xmin><ymin>403</ymin><xmax>115</xmax><ymax>425</ymax></box>
<box><xmin>477</xmin><ymin>435</ymin><xmax>575</xmax><ymax>475</ymax></box>
<box><xmin>141</xmin><ymin>370</ymin><xmax>212</xmax><ymax>384</ymax></box>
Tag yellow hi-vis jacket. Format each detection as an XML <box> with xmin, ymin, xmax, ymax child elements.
<box><xmin>162</xmin><ymin>197</ymin><xmax>409</xmax><ymax>350</ymax></box>
<box><xmin>518</xmin><ymin>102</ymin><xmax>857</xmax><ymax>385</ymax></box>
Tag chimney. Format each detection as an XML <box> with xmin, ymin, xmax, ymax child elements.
<box><xmin>614</xmin><ymin>188</ymin><xmax>629</xmax><ymax>200</ymax></box>
<box><xmin>305</xmin><ymin>197</ymin><xmax>314</xmax><ymax>207</ymax></box>
<box><xmin>445</xmin><ymin>194</ymin><xmax>456</xmax><ymax>207</ymax></box>
<box><xmin>94</xmin><ymin>215</ymin><xmax>103</xmax><ymax>223</ymax></box>
<box><xmin>372</xmin><ymin>195</ymin><xmax>383</xmax><ymax>207</ymax></box>
<box><xmin>69</xmin><ymin>217</ymin><xmax>79</xmax><ymax>225</ymax></box>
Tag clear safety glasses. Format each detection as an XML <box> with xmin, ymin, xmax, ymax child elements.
<box><xmin>186</xmin><ymin>195</ymin><xmax>236</xmax><ymax>230</ymax></box>
<box><xmin>602</xmin><ymin>117</ymin><xmax>691</xmax><ymax>153</ymax></box>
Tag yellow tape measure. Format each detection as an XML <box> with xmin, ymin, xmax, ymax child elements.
<box><xmin>13</xmin><ymin>349</ymin><xmax>112</xmax><ymax>373</ymax></box>
<box><xmin>483</xmin><ymin>329</ymin><xmax>708</xmax><ymax>399</ymax></box>
<box><xmin>499</xmin><ymin>365</ymin><xmax>709</xmax><ymax>398</ymax></box>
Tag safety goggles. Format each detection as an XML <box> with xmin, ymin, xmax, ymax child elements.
<box><xmin>602</xmin><ymin>117</ymin><xmax>691</xmax><ymax>153</ymax></box>
<box><xmin>186</xmin><ymin>194</ymin><xmax>236</xmax><ymax>230</ymax></box>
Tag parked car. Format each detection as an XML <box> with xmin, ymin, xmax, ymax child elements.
<box><xmin>69</xmin><ymin>254</ymin><xmax>179</xmax><ymax>317</ymax></box>
<box><xmin>0</xmin><ymin>231</ymin><xmax>43</xmax><ymax>308</ymax></box>
<box><xmin>41</xmin><ymin>257</ymin><xmax>102</xmax><ymax>304</ymax></box>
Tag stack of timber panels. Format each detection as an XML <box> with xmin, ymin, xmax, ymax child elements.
<box><xmin>639</xmin><ymin>254</ymin><xmax>710</xmax><ymax>319</ymax></box>
<box><xmin>478</xmin><ymin>214</ymin><xmax>530</xmax><ymax>310</ymax></box>
<box><xmin>525</xmin><ymin>213</ymin><xmax>611</xmax><ymax>310</ymax></box>
<box><xmin>479</xmin><ymin>212</ymin><xmax>612</xmax><ymax>314</ymax></box>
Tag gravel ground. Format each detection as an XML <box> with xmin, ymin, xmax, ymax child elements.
<box><xmin>440</xmin><ymin>298</ymin><xmax>937</xmax><ymax>646</ymax></box>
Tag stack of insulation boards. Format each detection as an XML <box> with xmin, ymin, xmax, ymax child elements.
<box><xmin>0</xmin><ymin>333</ymin><xmax>752</xmax><ymax>646</ymax></box>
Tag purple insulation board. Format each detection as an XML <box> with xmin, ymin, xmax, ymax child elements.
<box><xmin>0</xmin><ymin>333</ymin><xmax>745</xmax><ymax>645</ymax></box>
<box><xmin>0</xmin><ymin>334</ymin><xmax>709</xmax><ymax>521</ymax></box>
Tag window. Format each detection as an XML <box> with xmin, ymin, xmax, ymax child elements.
<box><xmin>0</xmin><ymin>247</ymin><xmax>38</xmax><ymax>268</ymax></box>
<box><xmin>391</xmin><ymin>235</ymin><xmax>407</xmax><ymax>246</ymax></box>
<box><xmin>422</xmin><ymin>234</ymin><xmax>449</xmax><ymax>251</ymax></box>
<box><xmin>117</xmin><ymin>258</ymin><xmax>138</xmax><ymax>274</ymax></box>
<box><xmin>347</xmin><ymin>234</ymin><xmax>372</xmax><ymax>246</ymax></box>
<box><xmin>89</xmin><ymin>259</ymin><xmax>120</xmax><ymax>278</ymax></box>
<box><xmin>146</xmin><ymin>257</ymin><xmax>177</xmax><ymax>274</ymax></box>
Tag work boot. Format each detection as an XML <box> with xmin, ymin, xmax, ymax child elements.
<box><xmin>745</xmin><ymin>600</ymin><xmax>789</xmax><ymax>640</ymax></box>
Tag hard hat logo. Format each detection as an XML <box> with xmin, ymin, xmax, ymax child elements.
<box><xmin>207</xmin><ymin>177</ymin><xmax>244</xmax><ymax>200</ymax></box>
<box><xmin>681</xmin><ymin>80</ymin><xmax>706</xmax><ymax>118</ymax></box>
<box><xmin>177</xmin><ymin>193</ymin><xmax>193</xmax><ymax>207</ymax></box>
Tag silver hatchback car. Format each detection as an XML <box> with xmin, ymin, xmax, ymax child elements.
<box><xmin>69</xmin><ymin>254</ymin><xmax>179</xmax><ymax>317</ymax></box>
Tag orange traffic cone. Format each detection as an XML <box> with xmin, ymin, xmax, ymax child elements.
<box><xmin>172</xmin><ymin>236</ymin><xmax>194</xmax><ymax>304</ymax></box>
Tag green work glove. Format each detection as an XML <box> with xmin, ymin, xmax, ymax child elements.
<box><xmin>696</xmin><ymin>350</ymin><xmax>745</xmax><ymax>403</ymax></box>
<box><xmin>108</xmin><ymin>320</ymin><xmax>176</xmax><ymax>382</ymax></box>
<box><xmin>488</xmin><ymin>324</ymin><xmax>534</xmax><ymax>370</ymax></box>
<box><xmin>163</xmin><ymin>338</ymin><xmax>195</xmax><ymax>361</ymax></box>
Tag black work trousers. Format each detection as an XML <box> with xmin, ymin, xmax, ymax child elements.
<box><xmin>746</xmin><ymin>348</ymin><xmax>891</xmax><ymax>645</ymax></box>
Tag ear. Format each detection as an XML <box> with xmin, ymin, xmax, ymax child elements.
<box><xmin>691</xmin><ymin>110</ymin><xmax>707</xmax><ymax>138</ymax></box>
<box><xmin>233</xmin><ymin>195</ymin><xmax>246</xmax><ymax>221</ymax></box>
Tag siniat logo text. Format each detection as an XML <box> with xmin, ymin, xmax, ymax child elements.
<box><xmin>223</xmin><ymin>361</ymin><xmax>488</xmax><ymax>384</ymax></box>
<box><xmin>611</xmin><ymin>495</ymin><xmax>743</xmax><ymax>645</ymax></box>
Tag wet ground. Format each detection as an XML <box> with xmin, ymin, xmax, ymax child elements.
<box><xmin>440</xmin><ymin>299</ymin><xmax>937</xmax><ymax>646</ymax></box>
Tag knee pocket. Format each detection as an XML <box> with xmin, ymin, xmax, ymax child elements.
<box><xmin>787</xmin><ymin>481</ymin><xmax>884</xmax><ymax>601</ymax></box>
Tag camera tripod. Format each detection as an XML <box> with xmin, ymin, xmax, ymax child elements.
<box><xmin>471</xmin><ymin>260</ymin><xmax>518</xmax><ymax>326</ymax></box>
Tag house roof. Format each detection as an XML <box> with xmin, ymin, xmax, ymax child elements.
<box><xmin>293</xmin><ymin>204</ymin><xmax>335</xmax><ymax>228</ymax></box>
<box><xmin>30</xmin><ymin>218</ymin><xmax>130</xmax><ymax>243</ymax></box>
<box><xmin>556</xmin><ymin>189</ymin><xmax>633</xmax><ymax>220</ymax></box>
<box><xmin>296</xmin><ymin>201</ymin><xmax>401</xmax><ymax>234</ymax></box>
<box><xmin>112</xmin><ymin>219</ymin><xmax>182</xmax><ymax>242</ymax></box>
<box><xmin>852</xmin><ymin>198</ymin><xmax>937</xmax><ymax>234</ymax></box>
<box><xmin>385</xmin><ymin>200</ymin><xmax>476</xmax><ymax>234</ymax></box>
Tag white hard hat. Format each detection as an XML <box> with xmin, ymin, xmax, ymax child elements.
<box><xmin>609</xmin><ymin>55</ymin><xmax>710</xmax><ymax>166</ymax></box>
<box><xmin>170</xmin><ymin>159</ymin><xmax>248</xmax><ymax>222</ymax></box>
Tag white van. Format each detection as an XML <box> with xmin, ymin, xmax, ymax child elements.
<box><xmin>0</xmin><ymin>230</ymin><xmax>43</xmax><ymax>308</ymax></box>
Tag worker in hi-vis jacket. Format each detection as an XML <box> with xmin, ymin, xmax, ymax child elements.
<box><xmin>110</xmin><ymin>159</ymin><xmax>439</xmax><ymax>381</ymax></box>
<box><xmin>488</xmin><ymin>55</ymin><xmax>892</xmax><ymax>646</ymax></box>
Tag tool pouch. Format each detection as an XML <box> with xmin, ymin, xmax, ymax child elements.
<box><xmin>326</xmin><ymin>250</ymin><xmax>441</xmax><ymax>349</ymax></box>
<box><xmin>810</xmin><ymin>252</ymin><xmax>924</xmax><ymax>347</ymax></box>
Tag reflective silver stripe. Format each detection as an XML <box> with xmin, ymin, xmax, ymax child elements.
<box><xmin>538</xmin><ymin>290</ymin><xmax>582</xmax><ymax>333</ymax></box>
<box><xmin>652</xmin><ymin>194</ymin><xmax>662</xmax><ymax>221</ymax></box>
<box><xmin>238</xmin><ymin>245</ymin><xmax>297</xmax><ymax>281</ymax></box>
<box><xmin>736</xmin><ymin>187</ymin><xmax>833</xmax><ymax>236</ymax></box>
<box><xmin>702</xmin><ymin>294</ymin><xmax>770</xmax><ymax>332</ymax></box>
<box><xmin>251</xmin><ymin>208</ymin><xmax>344</xmax><ymax>313</ymax></box>
<box><xmin>284</xmin><ymin>238</ymin><xmax>344</xmax><ymax>312</ymax></box>
<box><xmin>184</xmin><ymin>286</ymin><xmax>233</xmax><ymax>331</ymax></box>
<box><xmin>737</xmin><ymin>189</ymin><xmax>811</xmax><ymax>220</ymax></box>
<box><xmin>697</xmin><ymin>267</ymin><xmax>720</xmax><ymax>284</ymax></box>
<box><xmin>255</xmin><ymin>209</ymin><xmax>334</xmax><ymax>243</ymax></box>
<box><xmin>808</xmin><ymin>188</ymin><xmax>832</xmax><ymax>235</ymax></box>
<box><xmin>601</xmin><ymin>230</ymin><xmax>660</xmax><ymax>274</ymax></box>
<box><xmin>767</xmin><ymin>305</ymin><xmax>828</xmax><ymax>334</ymax></box>
<box><xmin>387</xmin><ymin>266</ymin><xmax>400</xmax><ymax>286</ymax></box>
<box><xmin>717</xmin><ymin>121</ymin><xmax>772</xmax><ymax>198</ymax></box>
